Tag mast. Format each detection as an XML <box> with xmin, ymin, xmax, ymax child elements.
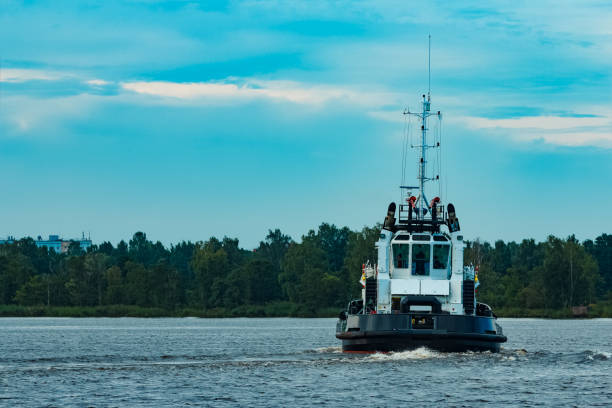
<box><xmin>420</xmin><ymin>35</ymin><xmax>432</xmax><ymax>218</ymax></box>
<box><xmin>420</xmin><ymin>34</ymin><xmax>431</xmax><ymax>216</ymax></box>
<box><xmin>404</xmin><ymin>35</ymin><xmax>438</xmax><ymax>219</ymax></box>
<box><xmin>419</xmin><ymin>93</ymin><xmax>430</xmax><ymax>217</ymax></box>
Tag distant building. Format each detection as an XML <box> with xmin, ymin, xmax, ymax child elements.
<box><xmin>35</xmin><ymin>234</ymin><xmax>92</xmax><ymax>253</ymax></box>
<box><xmin>0</xmin><ymin>235</ymin><xmax>16</xmax><ymax>245</ymax></box>
<box><xmin>36</xmin><ymin>235</ymin><xmax>63</xmax><ymax>253</ymax></box>
<box><xmin>0</xmin><ymin>234</ymin><xmax>92</xmax><ymax>254</ymax></box>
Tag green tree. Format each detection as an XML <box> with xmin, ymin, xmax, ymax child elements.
<box><xmin>14</xmin><ymin>275</ymin><xmax>48</xmax><ymax>305</ymax></box>
<box><xmin>240</xmin><ymin>259</ymin><xmax>280</xmax><ymax>304</ymax></box>
<box><xmin>170</xmin><ymin>241</ymin><xmax>196</xmax><ymax>304</ymax></box>
<box><xmin>191</xmin><ymin>239</ymin><xmax>229</xmax><ymax>308</ymax></box>
<box><xmin>256</xmin><ymin>229</ymin><xmax>293</xmax><ymax>271</ymax></box>
<box><xmin>280</xmin><ymin>239</ymin><xmax>341</xmax><ymax>308</ymax></box>
<box><xmin>124</xmin><ymin>261</ymin><xmax>148</xmax><ymax>306</ymax></box>
<box><xmin>542</xmin><ymin>236</ymin><xmax>600</xmax><ymax>308</ymax></box>
<box><xmin>0</xmin><ymin>252</ymin><xmax>35</xmax><ymax>304</ymax></box>
<box><xmin>222</xmin><ymin>268</ymin><xmax>245</xmax><ymax>308</ymax></box>
<box><xmin>98</xmin><ymin>241</ymin><xmax>114</xmax><ymax>256</ymax></box>
<box><xmin>67</xmin><ymin>241</ymin><xmax>84</xmax><ymax>256</ymax></box>
<box><xmin>584</xmin><ymin>234</ymin><xmax>612</xmax><ymax>296</ymax></box>
<box><xmin>104</xmin><ymin>265</ymin><xmax>124</xmax><ymax>305</ymax></box>
<box><xmin>148</xmin><ymin>261</ymin><xmax>180</xmax><ymax>309</ymax></box>
<box><xmin>304</xmin><ymin>223</ymin><xmax>351</xmax><ymax>273</ymax></box>
<box><xmin>65</xmin><ymin>256</ymin><xmax>89</xmax><ymax>306</ymax></box>
<box><xmin>84</xmin><ymin>253</ymin><xmax>110</xmax><ymax>306</ymax></box>
<box><xmin>128</xmin><ymin>232</ymin><xmax>169</xmax><ymax>266</ymax></box>
<box><xmin>116</xmin><ymin>240</ymin><xmax>129</xmax><ymax>267</ymax></box>
<box><xmin>341</xmin><ymin>225</ymin><xmax>380</xmax><ymax>300</ymax></box>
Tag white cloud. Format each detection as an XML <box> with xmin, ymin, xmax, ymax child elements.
<box><xmin>461</xmin><ymin>114</ymin><xmax>612</xmax><ymax>148</ymax></box>
<box><xmin>0</xmin><ymin>68</ymin><xmax>60</xmax><ymax>82</ymax></box>
<box><xmin>524</xmin><ymin>131</ymin><xmax>612</xmax><ymax>148</ymax></box>
<box><xmin>462</xmin><ymin>115</ymin><xmax>610</xmax><ymax>131</ymax></box>
<box><xmin>86</xmin><ymin>79</ymin><xmax>110</xmax><ymax>86</ymax></box>
<box><xmin>121</xmin><ymin>79</ymin><xmax>392</xmax><ymax>106</ymax></box>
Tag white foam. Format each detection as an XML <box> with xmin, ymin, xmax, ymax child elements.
<box><xmin>588</xmin><ymin>350</ymin><xmax>611</xmax><ymax>360</ymax></box>
<box><xmin>313</xmin><ymin>346</ymin><xmax>342</xmax><ymax>354</ymax></box>
<box><xmin>367</xmin><ymin>347</ymin><xmax>446</xmax><ymax>361</ymax></box>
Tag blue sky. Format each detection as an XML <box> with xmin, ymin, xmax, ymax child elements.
<box><xmin>1</xmin><ymin>0</ymin><xmax>611</xmax><ymax>248</ymax></box>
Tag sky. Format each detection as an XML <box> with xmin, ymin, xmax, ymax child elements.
<box><xmin>1</xmin><ymin>0</ymin><xmax>611</xmax><ymax>248</ymax></box>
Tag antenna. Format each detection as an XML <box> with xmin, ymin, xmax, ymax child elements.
<box><xmin>402</xmin><ymin>35</ymin><xmax>441</xmax><ymax>219</ymax></box>
<box><xmin>428</xmin><ymin>34</ymin><xmax>431</xmax><ymax>98</ymax></box>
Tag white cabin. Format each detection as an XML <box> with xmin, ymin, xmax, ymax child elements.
<box><xmin>371</xmin><ymin>225</ymin><xmax>472</xmax><ymax>316</ymax></box>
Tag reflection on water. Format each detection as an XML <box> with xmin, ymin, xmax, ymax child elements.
<box><xmin>0</xmin><ymin>318</ymin><xmax>610</xmax><ymax>406</ymax></box>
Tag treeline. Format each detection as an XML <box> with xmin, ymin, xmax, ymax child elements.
<box><xmin>465</xmin><ymin>234</ymin><xmax>612</xmax><ymax>316</ymax></box>
<box><xmin>0</xmin><ymin>226</ymin><xmax>611</xmax><ymax>317</ymax></box>
<box><xmin>0</xmin><ymin>225</ymin><xmax>378</xmax><ymax>316</ymax></box>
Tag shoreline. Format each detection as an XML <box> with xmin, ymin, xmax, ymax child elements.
<box><xmin>1</xmin><ymin>304</ymin><xmax>610</xmax><ymax>319</ymax></box>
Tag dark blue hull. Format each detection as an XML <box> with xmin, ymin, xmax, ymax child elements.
<box><xmin>336</xmin><ymin>313</ymin><xmax>506</xmax><ymax>352</ymax></box>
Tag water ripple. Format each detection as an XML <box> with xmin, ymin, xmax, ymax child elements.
<box><xmin>0</xmin><ymin>317</ymin><xmax>610</xmax><ymax>407</ymax></box>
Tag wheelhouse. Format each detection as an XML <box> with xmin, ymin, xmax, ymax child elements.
<box><xmin>390</xmin><ymin>232</ymin><xmax>451</xmax><ymax>280</ymax></box>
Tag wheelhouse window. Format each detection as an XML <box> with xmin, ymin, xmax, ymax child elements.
<box><xmin>392</xmin><ymin>244</ymin><xmax>409</xmax><ymax>268</ymax></box>
<box><xmin>411</xmin><ymin>244</ymin><xmax>430</xmax><ymax>275</ymax></box>
<box><xmin>433</xmin><ymin>244</ymin><xmax>450</xmax><ymax>269</ymax></box>
<box><xmin>412</xmin><ymin>235</ymin><xmax>430</xmax><ymax>241</ymax></box>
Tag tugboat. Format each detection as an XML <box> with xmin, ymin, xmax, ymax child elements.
<box><xmin>336</xmin><ymin>51</ymin><xmax>507</xmax><ymax>352</ymax></box>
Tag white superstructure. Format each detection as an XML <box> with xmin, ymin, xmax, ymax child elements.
<box><xmin>364</xmin><ymin>66</ymin><xmax>477</xmax><ymax>317</ymax></box>
<box><xmin>338</xmin><ymin>36</ymin><xmax>505</xmax><ymax>353</ymax></box>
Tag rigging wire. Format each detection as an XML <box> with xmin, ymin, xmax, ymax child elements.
<box><xmin>440</xmin><ymin>115</ymin><xmax>446</xmax><ymax>201</ymax></box>
<box><xmin>401</xmin><ymin>112</ymin><xmax>412</xmax><ymax>196</ymax></box>
<box><xmin>439</xmin><ymin>116</ymin><xmax>442</xmax><ymax>199</ymax></box>
<box><xmin>434</xmin><ymin>119</ymin><xmax>441</xmax><ymax>200</ymax></box>
<box><xmin>407</xmin><ymin>113</ymin><xmax>412</xmax><ymax>187</ymax></box>
<box><xmin>431</xmin><ymin>120</ymin><xmax>436</xmax><ymax>198</ymax></box>
<box><xmin>401</xmin><ymin>113</ymin><xmax>407</xmax><ymax>187</ymax></box>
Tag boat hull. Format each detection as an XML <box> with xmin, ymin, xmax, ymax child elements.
<box><xmin>336</xmin><ymin>313</ymin><xmax>506</xmax><ymax>353</ymax></box>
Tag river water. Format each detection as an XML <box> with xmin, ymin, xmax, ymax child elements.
<box><xmin>0</xmin><ymin>318</ymin><xmax>610</xmax><ymax>407</ymax></box>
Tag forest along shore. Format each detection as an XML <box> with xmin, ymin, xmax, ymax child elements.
<box><xmin>1</xmin><ymin>226</ymin><xmax>611</xmax><ymax>318</ymax></box>
<box><xmin>0</xmin><ymin>304</ymin><xmax>608</xmax><ymax>318</ymax></box>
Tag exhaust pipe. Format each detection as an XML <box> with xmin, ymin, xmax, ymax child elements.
<box><xmin>383</xmin><ymin>202</ymin><xmax>396</xmax><ymax>231</ymax></box>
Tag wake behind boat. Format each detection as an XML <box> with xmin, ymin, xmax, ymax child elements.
<box><xmin>336</xmin><ymin>41</ymin><xmax>507</xmax><ymax>352</ymax></box>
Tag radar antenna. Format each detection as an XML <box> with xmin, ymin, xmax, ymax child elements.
<box><xmin>428</xmin><ymin>34</ymin><xmax>431</xmax><ymax>98</ymax></box>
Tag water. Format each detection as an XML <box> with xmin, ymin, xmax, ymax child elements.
<box><xmin>0</xmin><ymin>318</ymin><xmax>610</xmax><ymax>407</ymax></box>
